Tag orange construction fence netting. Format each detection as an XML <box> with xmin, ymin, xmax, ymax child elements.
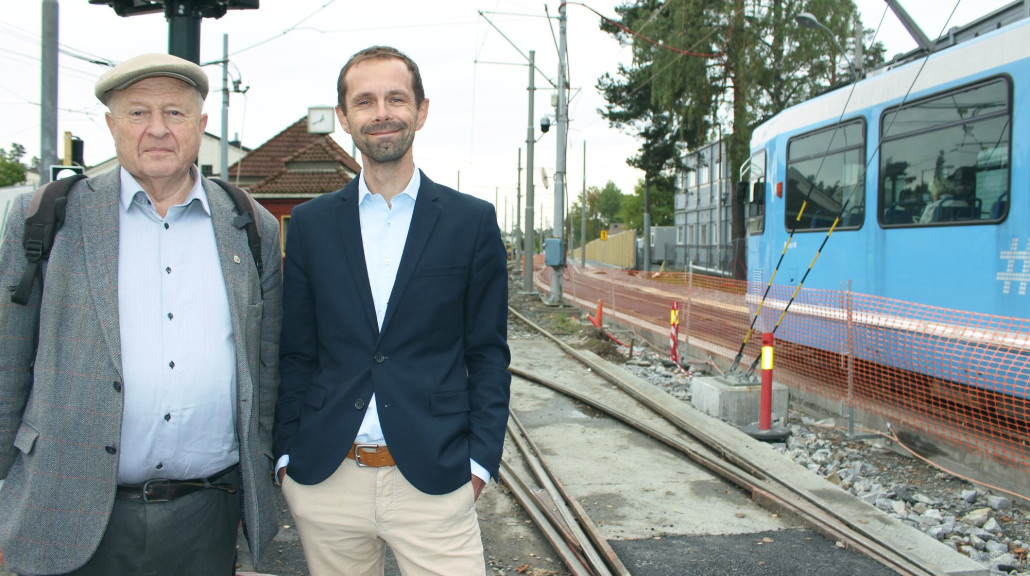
<box><xmin>540</xmin><ymin>263</ymin><xmax>1030</xmax><ymax>474</ymax></box>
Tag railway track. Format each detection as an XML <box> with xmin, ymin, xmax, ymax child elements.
<box><xmin>504</xmin><ymin>305</ymin><xmax>985</xmax><ymax>576</ymax></box>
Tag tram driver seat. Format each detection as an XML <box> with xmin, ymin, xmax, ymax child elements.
<box><xmin>991</xmin><ymin>192</ymin><xmax>1009</xmax><ymax>219</ymax></box>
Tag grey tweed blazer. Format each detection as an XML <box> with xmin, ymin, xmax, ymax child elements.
<box><xmin>0</xmin><ymin>168</ymin><xmax>282</xmax><ymax>575</ymax></box>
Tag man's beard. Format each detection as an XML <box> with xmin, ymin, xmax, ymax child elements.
<box><xmin>357</xmin><ymin>121</ymin><xmax>413</xmax><ymax>164</ymax></box>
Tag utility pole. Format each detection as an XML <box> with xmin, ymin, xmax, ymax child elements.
<box><xmin>643</xmin><ymin>182</ymin><xmax>651</xmax><ymax>272</ymax></box>
<box><xmin>40</xmin><ymin>0</ymin><xmax>59</xmax><ymax>185</ymax></box>
<box><xmin>220</xmin><ymin>34</ymin><xmax>229</xmax><ymax>179</ymax></box>
<box><xmin>547</xmin><ymin>2</ymin><xmax>568</xmax><ymax>306</ymax></box>
<box><xmin>476</xmin><ymin>10</ymin><xmax>559</xmax><ymax>294</ymax></box>
<box><xmin>515</xmin><ymin>148</ymin><xmax>523</xmax><ymax>267</ymax></box>
<box><xmin>167</xmin><ymin>0</ymin><xmax>201</xmax><ymax>62</ymax></box>
<box><xmin>581</xmin><ymin>140</ymin><xmax>586</xmax><ymax>267</ymax></box>
<box><xmin>522</xmin><ymin>51</ymin><xmax>537</xmax><ymax>293</ymax></box>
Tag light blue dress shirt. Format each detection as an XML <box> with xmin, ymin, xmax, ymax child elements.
<box><xmin>116</xmin><ymin>167</ymin><xmax>238</xmax><ymax>484</ymax></box>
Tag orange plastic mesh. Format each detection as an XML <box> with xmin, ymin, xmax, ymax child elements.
<box><xmin>551</xmin><ymin>264</ymin><xmax>1030</xmax><ymax>471</ymax></box>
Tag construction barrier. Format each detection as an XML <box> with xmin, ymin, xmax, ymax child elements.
<box><xmin>569</xmin><ymin>230</ymin><xmax>636</xmax><ymax>269</ymax></box>
<box><xmin>545</xmin><ymin>263</ymin><xmax>1030</xmax><ymax>473</ymax></box>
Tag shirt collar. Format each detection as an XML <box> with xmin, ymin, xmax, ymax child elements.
<box><xmin>357</xmin><ymin>166</ymin><xmax>421</xmax><ymax>205</ymax></box>
<box><xmin>118</xmin><ymin>166</ymin><xmax>209</xmax><ymax>215</ymax></box>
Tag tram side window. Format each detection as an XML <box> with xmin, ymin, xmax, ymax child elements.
<box><xmin>879</xmin><ymin>77</ymin><xmax>1010</xmax><ymax>226</ymax></box>
<box><xmin>785</xmin><ymin>121</ymin><xmax>865</xmax><ymax>232</ymax></box>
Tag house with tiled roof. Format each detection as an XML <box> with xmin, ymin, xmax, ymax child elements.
<box><xmin>228</xmin><ymin>115</ymin><xmax>361</xmax><ymax>251</ymax></box>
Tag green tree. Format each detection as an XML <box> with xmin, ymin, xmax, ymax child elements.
<box><xmin>569</xmin><ymin>180</ymin><xmax>624</xmax><ymax>244</ymax></box>
<box><xmin>0</xmin><ymin>143</ymin><xmax>28</xmax><ymax>187</ymax></box>
<box><xmin>596</xmin><ymin>180</ymin><xmax>623</xmax><ymax>225</ymax></box>
<box><xmin>617</xmin><ymin>174</ymin><xmax>675</xmax><ymax>233</ymax></box>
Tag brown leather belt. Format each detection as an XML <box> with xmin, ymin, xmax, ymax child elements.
<box><xmin>347</xmin><ymin>443</ymin><xmax>395</xmax><ymax>467</ymax></box>
<box><xmin>116</xmin><ymin>464</ymin><xmax>238</xmax><ymax>503</ymax></box>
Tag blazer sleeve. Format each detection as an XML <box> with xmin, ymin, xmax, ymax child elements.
<box><xmin>0</xmin><ymin>194</ymin><xmax>39</xmax><ymax>478</ymax></box>
<box><xmin>256</xmin><ymin>207</ymin><xmax>283</xmax><ymax>457</ymax></box>
<box><xmin>462</xmin><ymin>201</ymin><xmax>511</xmax><ymax>481</ymax></box>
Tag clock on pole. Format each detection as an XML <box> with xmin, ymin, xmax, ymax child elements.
<box><xmin>307</xmin><ymin>106</ymin><xmax>335</xmax><ymax>134</ymax></box>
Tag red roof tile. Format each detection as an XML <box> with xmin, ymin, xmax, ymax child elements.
<box><xmin>251</xmin><ymin>166</ymin><xmax>354</xmax><ymax>196</ymax></box>
<box><xmin>228</xmin><ymin>116</ymin><xmax>361</xmax><ymax>195</ymax></box>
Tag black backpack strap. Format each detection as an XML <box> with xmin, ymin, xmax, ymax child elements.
<box><xmin>209</xmin><ymin>178</ymin><xmax>265</xmax><ymax>294</ymax></box>
<box><xmin>12</xmin><ymin>174</ymin><xmax>87</xmax><ymax>305</ymax></box>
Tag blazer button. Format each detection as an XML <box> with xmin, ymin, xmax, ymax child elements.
<box><xmin>105</xmin><ymin>445</ymin><xmax>117</xmax><ymax>455</ymax></box>
<box><xmin>112</xmin><ymin>381</ymin><xmax>122</xmax><ymax>392</ymax></box>
<box><xmin>374</xmin><ymin>353</ymin><xmax>386</xmax><ymax>363</ymax></box>
<box><xmin>354</xmin><ymin>398</ymin><xmax>366</xmax><ymax>410</ymax></box>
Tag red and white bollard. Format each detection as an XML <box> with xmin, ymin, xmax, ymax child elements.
<box><xmin>744</xmin><ymin>332</ymin><xmax>789</xmax><ymax>441</ymax></box>
<box><xmin>760</xmin><ymin>332</ymin><xmax>774</xmax><ymax>431</ymax></box>
<box><xmin>670</xmin><ymin>301</ymin><xmax>680</xmax><ymax>365</ymax></box>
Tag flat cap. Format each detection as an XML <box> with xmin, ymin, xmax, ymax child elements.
<box><xmin>95</xmin><ymin>53</ymin><xmax>209</xmax><ymax>103</ymax></box>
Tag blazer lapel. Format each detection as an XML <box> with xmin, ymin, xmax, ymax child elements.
<box><xmin>379</xmin><ymin>171</ymin><xmax>441</xmax><ymax>336</ymax></box>
<box><xmin>335</xmin><ymin>181</ymin><xmax>379</xmax><ymax>334</ymax></box>
<box><xmin>81</xmin><ymin>169</ymin><xmax>124</xmax><ymax>381</ymax></box>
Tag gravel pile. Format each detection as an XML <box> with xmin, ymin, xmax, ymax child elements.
<box><xmin>509</xmin><ymin>293</ymin><xmax>1030</xmax><ymax>576</ymax></box>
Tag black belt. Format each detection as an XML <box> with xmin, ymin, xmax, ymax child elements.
<box><xmin>116</xmin><ymin>464</ymin><xmax>239</xmax><ymax>503</ymax></box>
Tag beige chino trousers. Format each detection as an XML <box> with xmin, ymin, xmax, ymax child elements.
<box><xmin>282</xmin><ymin>460</ymin><xmax>486</xmax><ymax>576</ymax></box>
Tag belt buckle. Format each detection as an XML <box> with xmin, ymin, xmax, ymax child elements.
<box><xmin>353</xmin><ymin>443</ymin><xmax>379</xmax><ymax>467</ymax></box>
<box><xmin>141</xmin><ymin>479</ymin><xmax>172</xmax><ymax>503</ymax></box>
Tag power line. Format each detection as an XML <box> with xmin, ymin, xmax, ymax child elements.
<box><xmin>229</xmin><ymin>0</ymin><xmax>339</xmax><ymax>56</ymax></box>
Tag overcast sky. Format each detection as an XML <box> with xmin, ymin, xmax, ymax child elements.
<box><xmin>0</xmin><ymin>0</ymin><xmax>1013</xmax><ymax>231</ymax></box>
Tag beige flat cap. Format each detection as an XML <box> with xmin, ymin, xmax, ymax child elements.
<box><xmin>95</xmin><ymin>53</ymin><xmax>209</xmax><ymax>103</ymax></box>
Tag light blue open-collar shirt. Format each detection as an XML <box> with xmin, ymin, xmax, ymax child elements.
<box><xmin>116</xmin><ymin>167</ymin><xmax>238</xmax><ymax>484</ymax></box>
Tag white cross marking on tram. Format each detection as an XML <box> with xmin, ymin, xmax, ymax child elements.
<box><xmin>997</xmin><ymin>237</ymin><xmax>1030</xmax><ymax>296</ymax></box>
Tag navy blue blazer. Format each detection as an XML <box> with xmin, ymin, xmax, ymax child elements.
<box><xmin>273</xmin><ymin>171</ymin><xmax>511</xmax><ymax>495</ymax></box>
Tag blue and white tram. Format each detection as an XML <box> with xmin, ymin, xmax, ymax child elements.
<box><xmin>742</xmin><ymin>8</ymin><xmax>1030</xmax><ymax>394</ymax></box>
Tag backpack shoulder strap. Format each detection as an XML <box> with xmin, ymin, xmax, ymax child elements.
<box><xmin>209</xmin><ymin>178</ymin><xmax>265</xmax><ymax>290</ymax></box>
<box><xmin>11</xmin><ymin>174</ymin><xmax>87</xmax><ymax>305</ymax></box>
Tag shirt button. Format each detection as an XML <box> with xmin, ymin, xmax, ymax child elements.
<box><xmin>105</xmin><ymin>445</ymin><xmax>117</xmax><ymax>455</ymax></box>
<box><xmin>164</xmin><ymin>223</ymin><xmax>169</xmax><ymax>230</ymax></box>
<box><xmin>354</xmin><ymin>398</ymin><xmax>366</xmax><ymax>410</ymax></box>
<box><xmin>156</xmin><ymin>462</ymin><xmax>163</xmax><ymax>469</ymax></box>
<box><xmin>169</xmin><ymin>361</ymin><xmax>175</xmax><ymax>369</ymax></box>
<box><xmin>164</xmin><ymin>413</ymin><xmax>171</xmax><ymax>421</ymax></box>
<box><xmin>166</xmin><ymin>267</ymin><xmax>172</xmax><ymax>274</ymax></box>
<box><xmin>374</xmin><ymin>353</ymin><xmax>385</xmax><ymax>363</ymax></box>
<box><xmin>167</xmin><ymin>313</ymin><xmax>173</xmax><ymax>320</ymax></box>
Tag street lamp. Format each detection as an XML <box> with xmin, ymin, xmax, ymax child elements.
<box><xmin>795</xmin><ymin>12</ymin><xmax>858</xmax><ymax>80</ymax></box>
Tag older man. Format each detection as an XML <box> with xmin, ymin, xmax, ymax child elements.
<box><xmin>0</xmin><ymin>53</ymin><xmax>281</xmax><ymax>575</ymax></box>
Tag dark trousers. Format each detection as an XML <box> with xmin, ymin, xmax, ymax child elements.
<box><xmin>64</xmin><ymin>478</ymin><xmax>241</xmax><ymax>576</ymax></box>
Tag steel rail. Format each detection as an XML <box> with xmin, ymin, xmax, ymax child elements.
<box><xmin>508</xmin><ymin>305</ymin><xmax>952</xmax><ymax>576</ymax></box>
<box><xmin>507</xmin><ymin>411</ymin><xmax>629</xmax><ymax>576</ymax></box>
<box><xmin>498</xmin><ymin>460</ymin><xmax>596</xmax><ymax>576</ymax></box>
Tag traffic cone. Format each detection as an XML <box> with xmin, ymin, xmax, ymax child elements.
<box><xmin>587</xmin><ymin>300</ymin><xmax>603</xmax><ymax>327</ymax></box>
